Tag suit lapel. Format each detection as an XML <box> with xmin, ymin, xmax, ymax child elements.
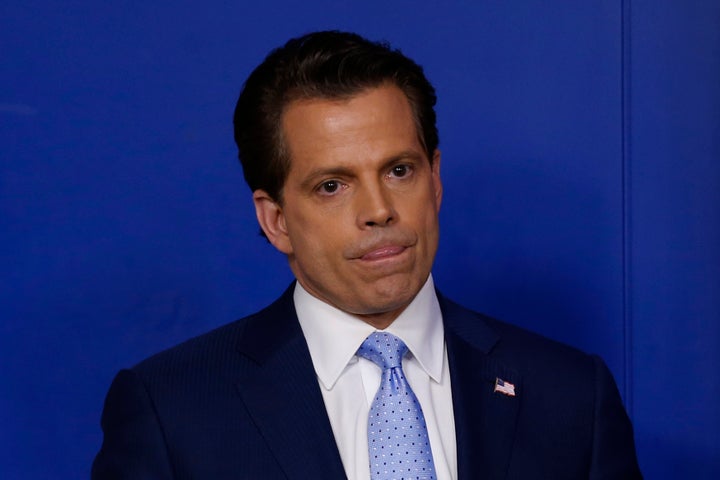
<box><xmin>440</xmin><ymin>294</ymin><xmax>521</xmax><ymax>480</ymax></box>
<box><xmin>235</xmin><ymin>285</ymin><xmax>346</xmax><ymax>479</ymax></box>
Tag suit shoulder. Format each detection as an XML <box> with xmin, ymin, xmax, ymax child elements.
<box><xmin>440</xmin><ymin>294</ymin><xmax>598</xmax><ymax>377</ymax></box>
<box><xmin>485</xmin><ymin>315</ymin><xmax>590</xmax><ymax>361</ymax></box>
<box><xmin>130</xmin><ymin>286</ymin><xmax>295</xmax><ymax>382</ymax></box>
<box><xmin>132</xmin><ymin>316</ymin><xmax>247</xmax><ymax>375</ymax></box>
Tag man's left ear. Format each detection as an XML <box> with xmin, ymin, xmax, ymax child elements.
<box><xmin>432</xmin><ymin>149</ymin><xmax>443</xmax><ymax>209</ymax></box>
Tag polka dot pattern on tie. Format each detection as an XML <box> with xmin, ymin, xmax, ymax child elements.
<box><xmin>357</xmin><ymin>332</ymin><xmax>437</xmax><ymax>480</ymax></box>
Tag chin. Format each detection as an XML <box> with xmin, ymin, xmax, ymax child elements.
<box><xmin>363</xmin><ymin>277</ymin><xmax>422</xmax><ymax>311</ymax></box>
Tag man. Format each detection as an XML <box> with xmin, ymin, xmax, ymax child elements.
<box><xmin>93</xmin><ymin>31</ymin><xmax>642</xmax><ymax>479</ymax></box>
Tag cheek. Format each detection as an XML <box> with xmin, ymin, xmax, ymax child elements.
<box><xmin>418</xmin><ymin>208</ymin><xmax>441</xmax><ymax>254</ymax></box>
<box><xmin>293</xmin><ymin>226</ymin><xmax>346</xmax><ymax>262</ymax></box>
<box><xmin>411</xmin><ymin>196</ymin><xmax>439</xmax><ymax>228</ymax></box>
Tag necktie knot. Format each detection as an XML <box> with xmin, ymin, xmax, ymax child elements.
<box><xmin>357</xmin><ymin>331</ymin><xmax>408</xmax><ymax>370</ymax></box>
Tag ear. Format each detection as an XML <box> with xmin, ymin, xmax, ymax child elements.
<box><xmin>252</xmin><ymin>190</ymin><xmax>293</xmax><ymax>255</ymax></box>
<box><xmin>431</xmin><ymin>149</ymin><xmax>443</xmax><ymax>211</ymax></box>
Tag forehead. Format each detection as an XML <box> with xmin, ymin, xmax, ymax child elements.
<box><xmin>281</xmin><ymin>85</ymin><xmax>424</xmax><ymax>172</ymax></box>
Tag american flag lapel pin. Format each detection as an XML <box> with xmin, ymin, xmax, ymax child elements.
<box><xmin>494</xmin><ymin>377</ymin><xmax>516</xmax><ymax>397</ymax></box>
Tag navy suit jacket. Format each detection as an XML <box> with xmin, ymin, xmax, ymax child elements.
<box><xmin>93</xmin><ymin>285</ymin><xmax>642</xmax><ymax>479</ymax></box>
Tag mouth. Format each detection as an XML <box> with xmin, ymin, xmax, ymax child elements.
<box><xmin>346</xmin><ymin>231</ymin><xmax>417</xmax><ymax>264</ymax></box>
<box><xmin>359</xmin><ymin>245</ymin><xmax>407</xmax><ymax>261</ymax></box>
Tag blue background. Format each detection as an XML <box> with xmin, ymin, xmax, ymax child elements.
<box><xmin>1</xmin><ymin>1</ymin><xmax>718</xmax><ymax>478</ymax></box>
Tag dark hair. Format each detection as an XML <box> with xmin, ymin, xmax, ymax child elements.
<box><xmin>233</xmin><ymin>30</ymin><xmax>439</xmax><ymax>203</ymax></box>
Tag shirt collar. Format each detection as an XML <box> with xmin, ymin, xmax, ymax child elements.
<box><xmin>294</xmin><ymin>275</ymin><xmax>445</xmax><ymax>390</ymax></box>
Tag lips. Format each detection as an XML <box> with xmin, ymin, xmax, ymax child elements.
<box><xmin>346</xmin><ymin>230</ymin><xmax>417</xmax><ymax>262</ymax></box>
<box><xmin>360</xmin><ymin>245</ymin><xmax>406</xmax><ymax>261</ymax></box>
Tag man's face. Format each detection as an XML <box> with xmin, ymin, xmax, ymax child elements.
<box><xmin>253</xmin><ymin>84</ymin><xmax>442</xmax><ymax>328</ymax></box>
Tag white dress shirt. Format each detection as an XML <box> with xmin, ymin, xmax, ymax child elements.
<box><xmin>294</xmin><ymin>275</ymin><xmax>457</xmax><ymax>480</ymax></box>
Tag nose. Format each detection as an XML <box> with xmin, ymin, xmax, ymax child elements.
<box><xmin>356</xmin><ymin>182</ymin><xmax>396</xmax><ymax>228</ymax></box>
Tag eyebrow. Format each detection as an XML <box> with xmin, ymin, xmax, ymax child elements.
<box><xmin>298</xmin><ymin>150</ymin><xmax>426</xmax><ymax>191</ymax></box>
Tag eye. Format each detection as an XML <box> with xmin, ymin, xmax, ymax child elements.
<box><xmin>390</xmin><ymin>164</ymin><xmax>412</xmax><ymax>178</ymax></box>
<box><xmin>317</xmin><ymin>180</ymin><xmax>342</xmax><ymax>195</ymax></box>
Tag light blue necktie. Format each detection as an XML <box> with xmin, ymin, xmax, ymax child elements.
<box><xmin>357</xmin><ymin>332</ymin><xmax>437</xmax><ymax>480</ymax></box>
